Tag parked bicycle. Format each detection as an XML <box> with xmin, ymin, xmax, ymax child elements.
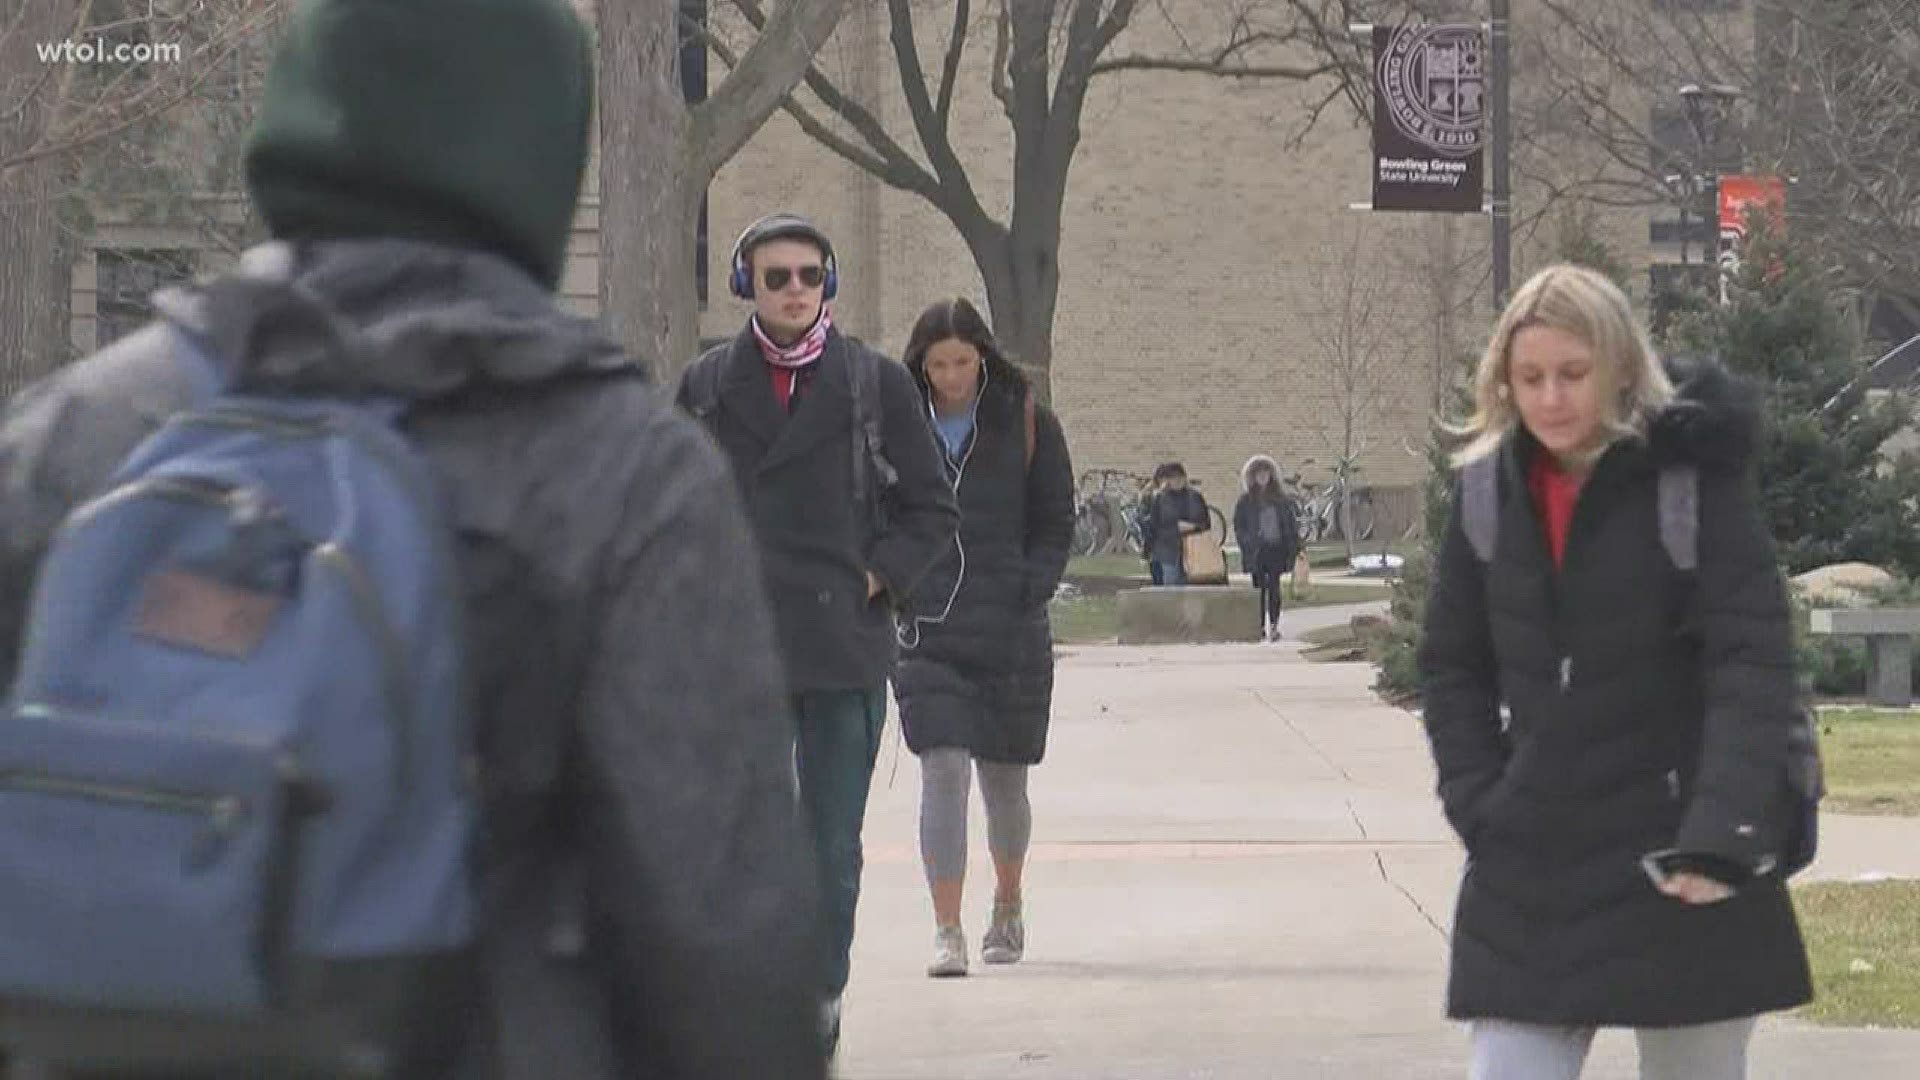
<box><xmin>1071</xmin><ymin>468</ymin><xmax>1151</xmax><ymax>557</ymax></box>
<box><xmin>1284</xmin><ymin>459</ymin><xmax>1376</xmax><ymax>544</ymax></box>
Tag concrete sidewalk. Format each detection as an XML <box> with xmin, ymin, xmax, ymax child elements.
<box><xmin>832</xmin><ymin>643</ymin><xmax>1920</xmax><ymax>1079</ymax></box>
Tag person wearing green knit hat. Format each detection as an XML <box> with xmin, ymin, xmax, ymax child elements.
<box><xmin>244</xmin><ymin>0</ymin><xmax>595</xmax><ymax>288</ymax></box>
<box><xmin>0</xmin><ymin>1</ymin><xmax>826</xmax><ymax>1077</ymax></box>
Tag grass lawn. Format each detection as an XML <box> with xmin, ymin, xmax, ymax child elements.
<box><xmin>1794</xmin><ymin>881</ymin><xmax>1920</xmax><ymax>1029</ymax></box>
<box><xmin>1298</xmin><ymin>622</ymin><xmax>1372</xmax><ymax>663</ymax></box>
<box><xmin>1066</xmin><ymin>552</ymin><xmax>1250</xmax><ymax>577</ymax></box>
<box><xmin>1048</xmin><ymin>583</ymin><xmax>1384</xmax><ymax>644</ymax></box>
<box><xmin>1066</xmin><ymin>553</ymin><xmax>1154</xmax><ymax>579</ymax></box>
<box><xmin>1286</xmin><ymin>582</ymin><xmax>1393</xmax><ymax>608</ymax></box>
<box><xmin>1814</xmin><ymin>708</ymin><xmax>1920</xmax><ymax>816</ymax></box>
<box><xmin>1048</xmin><ymin>595</ymin><xmax>1118</xmax><ymax>644</ymax></box>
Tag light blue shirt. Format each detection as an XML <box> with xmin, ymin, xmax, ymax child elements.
<box><xmin>935</xmin><ymin>412</ymin><xmax>975</xmax><ymax>462</ymax></box>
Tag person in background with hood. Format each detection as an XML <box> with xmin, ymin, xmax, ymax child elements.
<box><xmin>0</xmin><ymin>0</ymin><xmax>823</xmax><ymax>1076</ymax></box>
<box><xmin>676</xmin><ymin>216</ymin><xmax>959</xmax><ymax>1058</ymax></box>
<box><xmin>890</xmin><ymin>298</ymin><xmax>1075</xmax><ymax>980</ymax></box>
<box><xmin>1233</xmin><ymin>455</ymin><xmax>1301</xmax><ymax>642</ymax></box>
<box><xmin>1417</xmin><ymin>265</ymin><xmax>1811</xmax><ymax>1080</ymax></box>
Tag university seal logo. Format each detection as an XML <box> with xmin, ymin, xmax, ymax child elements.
<box><xmin>1378</xmin><ymin>25</ymin><xmax>1485</xmax><ymax>157</ymax></box>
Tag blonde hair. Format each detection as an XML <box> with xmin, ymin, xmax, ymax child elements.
<box><xmin>1453</xmin><ymin>264</ymin><xmax>1674</xmax><ymax>466</ymax></box>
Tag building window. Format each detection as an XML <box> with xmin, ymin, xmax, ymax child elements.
<box><xmin>96</xmin><ymin>249</ymin><xmax>195</xmax><ymax>349</ymax></box>
<box><xmin>681</xmin><ymin>0</ymin><xmax>709</xmax><ymax>309</ymax></box>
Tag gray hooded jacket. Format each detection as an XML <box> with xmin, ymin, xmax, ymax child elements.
<box><xmin>0</xmin><ymin>239</ymin><xmax>824</xmax><ymax>1080</ymax></box>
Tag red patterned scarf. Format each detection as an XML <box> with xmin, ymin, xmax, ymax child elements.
<box><xmin>751</xmin><ymin>309</ymin><xmax>832</xmax><ymax>369</ymax></box>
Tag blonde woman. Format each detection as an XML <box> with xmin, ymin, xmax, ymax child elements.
<box><xmin>1418</xmin><ymin>265</ymin><xmax>1811</xmax><ymax>1079</ymax></box>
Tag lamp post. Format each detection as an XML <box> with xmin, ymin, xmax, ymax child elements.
<box><xmin>1490</xmin><ymin>0</ymin><xmax>1511</xmax><ymax>309</ymax></box>
<box><xmin>1676</xmin><ymin>82</ymin><xmax>1741</xmax><ymax>269</ymax></box>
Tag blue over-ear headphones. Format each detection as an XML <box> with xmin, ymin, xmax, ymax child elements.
<box><xmin>728</xmin><ymin>213</ymin><xmax>839</xmax><ymax>301</ymax></box>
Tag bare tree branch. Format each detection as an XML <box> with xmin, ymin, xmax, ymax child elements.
<box><xmin>933</xmin><ymin>0</ymin><xmax>969</xmax><ymax>129</ymax></box>
<box><xmin>3</xmin><ymin>1</ymin><xmax>282</xmax><ymax>179</ymax></box>
<box><xmin>1046</xmin><ymin>0</ymin><xmax>1135</xmax><ymax>165</ymax></box>
<box><xmin>1283</xmin><ymin>79</ymin><xmax>1352</xmax><ymax>152</ymax></box>
<box><xmin>693</xmin><ymin>0</ymin><xmax>849</xmax><ymax>178</ymax></box>
<box><xmin>730</xmin><ymin>0</ymin><xmax>941</xmax><ymax>198</ymax></box>
<box><xmin>884</xmin><ymin>0</ymin><xmax>988</xmax><ymax>220</ymax></box>
<box><xmin>703</xmin><ymin>19</ymin><xmax>932</xmax><ymax>196</ymax></box>
<box><xmin>1092</xmin><ymin>55</ymin><xmax>1335</xmax><ymax>78</ymax></box>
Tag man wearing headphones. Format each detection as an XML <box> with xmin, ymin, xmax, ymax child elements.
<box><xmin>677</xmin><ymin>213</ymin><xmax>958</xmax><ymax>1058</ymax></box>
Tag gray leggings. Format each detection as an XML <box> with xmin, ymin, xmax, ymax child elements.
<box><xmin>919</xmin><ymin>747</ymin><xmax>1032</xmax><ymax>883</ymax></box>
<box><xmin>1470</xmin><ymin>1018</ymin><xmax>1757</xmax><ymax>1080</ymax></box>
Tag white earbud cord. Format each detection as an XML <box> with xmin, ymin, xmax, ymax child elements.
<box><xmin>896</xmin><ymin>365</ymin><xmax>989</xmax><ymax>652</ymax></box>
<box><xmin>888</xmin><ymin>366</ymin><xmax>988</xmax><ymax>790</ymax></box>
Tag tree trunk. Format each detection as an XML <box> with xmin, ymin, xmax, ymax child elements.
<box><xmin>970</xmin><ymin>194</ymin><xmax>1065</xmax><ymax>407</ymax></box>
<box><xmin>973</xmin><ymin>229</ymin><xmax>1058</xmax><ymax>407</ymax></box>
<box><xmin>0</xmin><ymin>0</ymin><xmax>76</xmax><ymax>396</ymax></box>
<box><xmin>598</xmin><ymin>0</ymin><xmax>699</xmax><ymax>382</ymax></box>
<box><xmin>1003</xmin><ymin>225</ymin><xmax>1062</xmax><ymax>406</ymax></box>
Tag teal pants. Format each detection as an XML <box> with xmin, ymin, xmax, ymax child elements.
<box><xmin>793</xmin><ymin>688</ymin><xmax>887</xmax><ymax>997</ymax></box>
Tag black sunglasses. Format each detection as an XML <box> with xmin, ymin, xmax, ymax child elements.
<box><xmin>761</xmin><ymin>265</ymin><xmax>826</xmax><ymax>291</ymax></box>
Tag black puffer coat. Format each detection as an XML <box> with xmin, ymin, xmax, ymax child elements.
<box><xmin>892</xmin><ymin>374</ymin><xmax>1075</xmax><ymax>765</ymax></box>
<box><xmin>1417</xmin><ymin>360</ymin><xmax>1812</xmax><ymax>1027</ymax></box>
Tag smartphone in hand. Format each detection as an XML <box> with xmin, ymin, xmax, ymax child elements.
<box><xmin>1639</xmin><ymin>848</ymin><xmax>1755</xmax><ymax>891</ymax></box>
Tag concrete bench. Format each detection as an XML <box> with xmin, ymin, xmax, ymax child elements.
<box><xmin>1116</xmin><ymin>586</ymin><xmax>1259</xmax><ymax>644</ymax></box>
<box><xmin>1809</xmin><ymin>607</ymin><xmax>1920</xmax><ymax>706</ymax></box>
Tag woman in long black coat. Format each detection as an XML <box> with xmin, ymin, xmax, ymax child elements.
<box><xmin>1417</xmin><ymin>265</ymin><xmax>1810</xmax><ymax>1079</ymax></box>
<box><xmin>892</xmin><ymin>298</ymin><xmax>1075</xmax><ymax>979</ymax></box>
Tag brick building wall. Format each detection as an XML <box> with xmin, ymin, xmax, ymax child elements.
<box><xmin>74</xmin><ymin>0</ymin><xmax>1736</xmax><ymax>534</ymax></box>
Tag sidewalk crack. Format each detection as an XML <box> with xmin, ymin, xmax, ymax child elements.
<box><xmin>1251</xmin><ymin>689</ymin><xmax>1355</xmax><ymax>785</ymax></box>
<box><xmin>1375</xmin><ymin>850</ymin><xmax>1449</xmax><ymax>943</ymax></box>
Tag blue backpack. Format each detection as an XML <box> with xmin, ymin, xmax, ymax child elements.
<box><xmin>0</xmin><ymin>330</ymin><xmax>476</xmax><ymax>1073</ymax></box>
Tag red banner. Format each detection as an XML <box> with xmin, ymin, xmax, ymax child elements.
<box><xmin>1717</xmin><ymin>175</ymin><xmax>1786</xmax><ymax>287</ymax></box>
<box><xmin>1718</xmin><ymin>175</ymin><xmax>1785</xmax><ymax>242</ymax></box>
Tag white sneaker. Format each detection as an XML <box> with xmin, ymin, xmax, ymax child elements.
<box><xmin>927</xmin><ymin>924</ymin><xmax>968</xmax><ymax>977</ymax></box>
<box><xmin>981</xmin><ymin>900</ymin><xmax>1025</xmax><ymax>964</ymax></box>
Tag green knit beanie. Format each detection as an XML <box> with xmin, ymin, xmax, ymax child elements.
<box><xmin>244</xmin><ymin>0</ymin><xmax>594</xmax><ymax>288</ymax></box>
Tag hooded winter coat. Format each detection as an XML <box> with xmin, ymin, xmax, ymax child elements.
<box><xmin>0</xmin><ymin>240</ymin><xmax>824</xmax><ymax>1079</ymax></box>
<box><xmin>1417</xmin><ymin>359</ymin><xmax>1812</xmax><ymax>1027</ymax></box>
<box><xmin>1232</xmin><ymin>455</ymin><xmax>1301</xmax><ymax>578</ymax></box>
<box><xmin>891</xmin><ymin>367</ymin><xmax>1076</xmax><ymax>765</ymax></box>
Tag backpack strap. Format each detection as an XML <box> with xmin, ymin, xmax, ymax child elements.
<box><xmin>846</xmin><ymin>344</ymin><xmax>897</xmax><ymax>530</ymax></box>
<box><xmin>1462</xmin><ymin>452</ymin><xmax>1500</xmax><ymax>564</ymax></box>
<box><xmin>1462</xmin><ymin>452</ymin><xmax>1699</xmax><ymax>572</ymax></box>
<box><xmin>1657</xmin><ymin>464</ymin><xmax>1699</xmax><ymax>572</ymax></box>
<box><xmin>1023</xmin><ymin>390</ymin><xmax>1036</xmax><ymax>473</ymax></box>
<box><xmin>682</xmin><ymin>343</ymin><xmax>729</xmax><ymax>423</ymax></box>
